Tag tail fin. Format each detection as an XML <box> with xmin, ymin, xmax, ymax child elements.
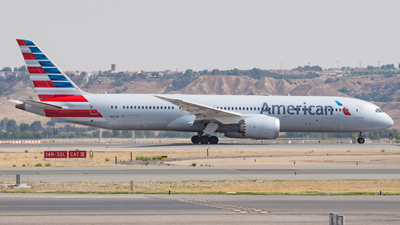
<box><xmin>16</xmin><ymin>39</ymin><xmax>87</xmax><ymax>101</ymax></box>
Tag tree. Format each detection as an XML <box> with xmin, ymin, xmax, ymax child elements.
<box><xmin>17</xmin><ymin>65</ymin><xmax>27</xmax><ymax>72</ymax></box>
<box><xmin>47</xmin><ymin>121</ymin><xmax>55</xmax><ymax>126</ymax></box>
<box><xmin>395</xmin><ymin>131</ymin><xmax>400</xmax><ymax>140</ymax></box>
<box><xmin>13</xmin><ymin>67</ymin><xmax>18</xmax><ymax>72</ymax></box>
<box><xmin>0</xmin><ymin>81</ymin><xmax>6</xmax><ymax>95</ymax></box>
<box><xmin>112</xmin><ymin>130</ymin><xmax>120</xmax><ymax>137</ymax></box>
<box><xmin>389</xmin><ymin>130</ymin><xmax>395</xmax><ymax>140</ymax></box>
<box><xmin>1</xmin><ymin>67</ymin><xmax>11</xmax><ymax>72</ymax></box>
<box><xmin>7</xmin><ymin>119</ymin><xmax>16</xmax><ymax>128</ymax></box>
<box><xmin>30</xmin><ymin>121</ymin><xmax>42</xmax><ymax>132</ymax></box>
<box><xmin>20</xmin><ymin>123</ymin><xmax>31</xmax><ymax>132</ymax></box>
<box><xmin>337</xmin><ymin>87</ymin><xmax>349</xmax><ymax>94</ymax></box>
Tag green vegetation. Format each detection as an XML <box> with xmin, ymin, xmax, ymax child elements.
<box><xmin>136</xmin><ymin>156</ymin><xmax>162</xmax><ymax>161</ymax></box>
<box><xmin>337</xmin><ymin>87</ymin><xmax>349</xmax><ymax>94</ymax></box>
<box><xmin>191</xmin><ymin>162</ymin><xmax>197</xmax><ymax>167</ymax></box>
<box><xmin>105</xmin><ymin>158</ymin><xmax>110</xmax><ymax>162</ymax></box>
<box><xmin>0</xmin><ymin>116</ymin><xmax>198</xmax><ymax>139</ymax></box>
<box><xmin>45</xmin><ymin>163</ymin><xmax>51</xmax><ymax>167</ymax></box>
<box><xmin>34</xmin><ymin>163</ymin><xmax>42</xmax><ymax>167</ymax></box>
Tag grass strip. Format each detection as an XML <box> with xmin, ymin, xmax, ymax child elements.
<box><xmin>1</xmin><ymin>179</ymin><xmax>399</xmax><ymax>195</ymax></box>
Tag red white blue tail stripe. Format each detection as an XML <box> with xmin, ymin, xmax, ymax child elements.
<box><xmin>16</xmin><ymin>39</ymin><xmax>104</xmax><ymax>121</ymax></box>
<box><xmin>17</xmin><ymin>39</ymin><xmax>84</xmax><ymax>101</ymax></box>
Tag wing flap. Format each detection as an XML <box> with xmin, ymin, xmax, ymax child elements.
<box><xmin>155</xmin><ymin>95</ymin><xmax>242</xmax><ymax>125</ymax></box>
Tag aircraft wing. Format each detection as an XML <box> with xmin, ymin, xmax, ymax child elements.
<box><xmin>9</xmin><ymin>100</ymin><xmax>63</xmax><ymax>109</ymax></box>
<box><xmin>155</xmin><ymin>95</ymin><xmax>242</xmax><ymax>125</ymax></box>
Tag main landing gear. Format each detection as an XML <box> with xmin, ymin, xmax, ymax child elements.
<box><xmin>191</xmin><ymin>135</ymin><xmax>219</xmax><ymax>144</ymax></box>
<box><xmin>357</xmin><ymin>132</ymin><xmax>365</xmax><ymax>144</ymax></box>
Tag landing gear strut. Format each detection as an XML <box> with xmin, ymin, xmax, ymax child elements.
<box><xmin>191</xmin><ymin>135</ymin><xmax>219</xmax><ymax>144</ymax></box>
<box><xmin>357</xmin><ymin>132</ymin><xmax>365</xmax><ymax>144</ymax></box>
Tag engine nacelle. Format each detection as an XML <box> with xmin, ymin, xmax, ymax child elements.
<box><xmin>225</xmin><ymin>115</ymin><xmax>280</xmax><ymax>139</ymax></box>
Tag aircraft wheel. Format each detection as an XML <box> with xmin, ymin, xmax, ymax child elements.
<box><xmin>191</xmin><ymin>135</ymin><xmax>200</xmax><ymax>144</ymax></box>
<box><xmin>200</xmin><ymin>136</ymin><xmax>209</xmax><ymax>144</ymax></box>
<box><xmin>357</xmin><ymin>137</ymin><xmax>365</xmax><ymax>144</ymax></box>
<box><xmin>209</xmin><ymin>136</ymin><xmax>219</xmax><ymax>144</ymax></box>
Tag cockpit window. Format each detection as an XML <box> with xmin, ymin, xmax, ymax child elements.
<box><xmin>375</xmin><ymin>108</ymin><xmax>382</xmax><ymax>113</ymax></box>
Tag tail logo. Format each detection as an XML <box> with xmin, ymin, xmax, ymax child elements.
<box><xmin>17</xmin><ymin>39</ymin><xmax>80</xmax><ymax>101</ymax></box>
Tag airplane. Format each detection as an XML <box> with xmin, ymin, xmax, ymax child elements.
<box><xmin>11</xmin><ymin>39</ymin><xmax>394</xmax><ymax>144</ymax></box>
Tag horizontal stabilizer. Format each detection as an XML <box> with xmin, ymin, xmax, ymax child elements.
<box><xmin>9</xmin><ymin>99</ymin><xmax>63</xmax><ymax>109</ymax></box>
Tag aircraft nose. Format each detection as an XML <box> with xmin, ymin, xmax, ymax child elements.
<box><xmin>387</xmin><ymin>115</ymin><xmax>394</xmax><ymax>128</ymax></box>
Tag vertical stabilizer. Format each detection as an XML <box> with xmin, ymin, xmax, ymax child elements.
<box><xmin>16</xmin><ymin>39</ymin><xmax>88</xmax><ymax>102</ymax></box>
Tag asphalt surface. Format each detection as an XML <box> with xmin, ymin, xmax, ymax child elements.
<box><xmin>0</xmin><ymin>194</ymin><xmax>399</xmax><ymax>224</ymax></box>
<box><xmin>1</xmin><ymin>164</ymin><xmax>400</xmax><ymax>182</ymax></box>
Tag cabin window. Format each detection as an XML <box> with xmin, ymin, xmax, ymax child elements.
<box><xmin>168</xmin><ymin>106</ymin><xmax>170</xmax><ymax>109</ymax></box>
<box><xmin>111</xmin><ymin>106</ymin><xmax>113</xmax><ymax>109</ymax></box>
<box><xmin>123</xmin><ymin>106</ymin><xmax>125</xmax><ymax>109</ymax></box>
<box><xmin>258</xmin><ymin>107</ymin><xmax>260</xmax><ymax>110</ymax></box>
<box><xmin>115</xmin><ymin>106</ymin><xmax>117</xmax><ymax>109</ymax></box>
<box><xmin>172</xmin><ymin>106</ymin><xmax>174</xmax><ymax>109</ymax></box>
<box><xmin>339</xmin><ymin>108</ymin><xmax>341</xmax><ymax>111</ymax></box>
<box><xmin>239</xmin><ymin>107</ymin><xmax>241</xmax><ymax>110</ymax></box>
<box><xmin>228</xmin><ymin>107</ymin><xmax>230</xmax><ymax>110</ymax></box>
<box><xmin>246</xmin><ymin>107</ymin><xmax>249</xmax><ymax>110</ymax></box>
<box><xmin>145</xmin><ymin>106</ymin><xmax>148</xmax><ymax>109</ymax></box>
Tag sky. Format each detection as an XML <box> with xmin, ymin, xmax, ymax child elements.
<box><xmin>1</xmin><ymin>0</ymin><xmax>400</xmax><ymax>72</ymax></box>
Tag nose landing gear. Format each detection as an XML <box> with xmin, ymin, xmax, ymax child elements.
<box><xmin>357</xmin><ymin>132</ymin><xmax>365</xmax><ymax>144</ymax></box>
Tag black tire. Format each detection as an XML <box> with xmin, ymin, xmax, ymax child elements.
<box><xmin>200</xmin><ymin>136</ymin><xmax>209</xmax><ymax>144</ymax></box>
<box><xmin>357</xmin><ymin>137</ymin><xmax>365</xmax><ymax>144</ymax></box>
<box><xmin>191</xmin><ymin>136</ymin><xmax>200</xmax><ymax>144</ymax></box>
<box><xmin>209</xmin><ymin>136</ymin><xmax>219</xmax><ymax>144</ymax></box>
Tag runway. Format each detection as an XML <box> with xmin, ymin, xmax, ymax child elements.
<box><xmin>0</xmin><ymin>194</ymin><xmax>399</xmax><ymax>224</ymax></box>
<box><xmin>1</xmin><ymin>164</ymin><xmax>399</xmax><ymax>182</ymax></box>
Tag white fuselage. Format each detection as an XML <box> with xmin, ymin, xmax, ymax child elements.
<box><xmin>28</xmin><ymin>94</ymin><xmax>394</xmax><ymax>135</ymax></box>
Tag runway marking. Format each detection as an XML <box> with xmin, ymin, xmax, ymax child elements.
<box><xmin>0</xmin><ymin>172</ymin><xmax>7</xmax><ymax>177</ymax></box>
<box><xmin>178</xmin><ymin>199</ymin><xmax>269</xmax><ymax>214</ymax></box>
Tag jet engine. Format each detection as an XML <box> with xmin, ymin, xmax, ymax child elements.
<box><xmin>224</xmin><ymin>115</ymin><xmax>280</xmax><ymax>139</ymax></box>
